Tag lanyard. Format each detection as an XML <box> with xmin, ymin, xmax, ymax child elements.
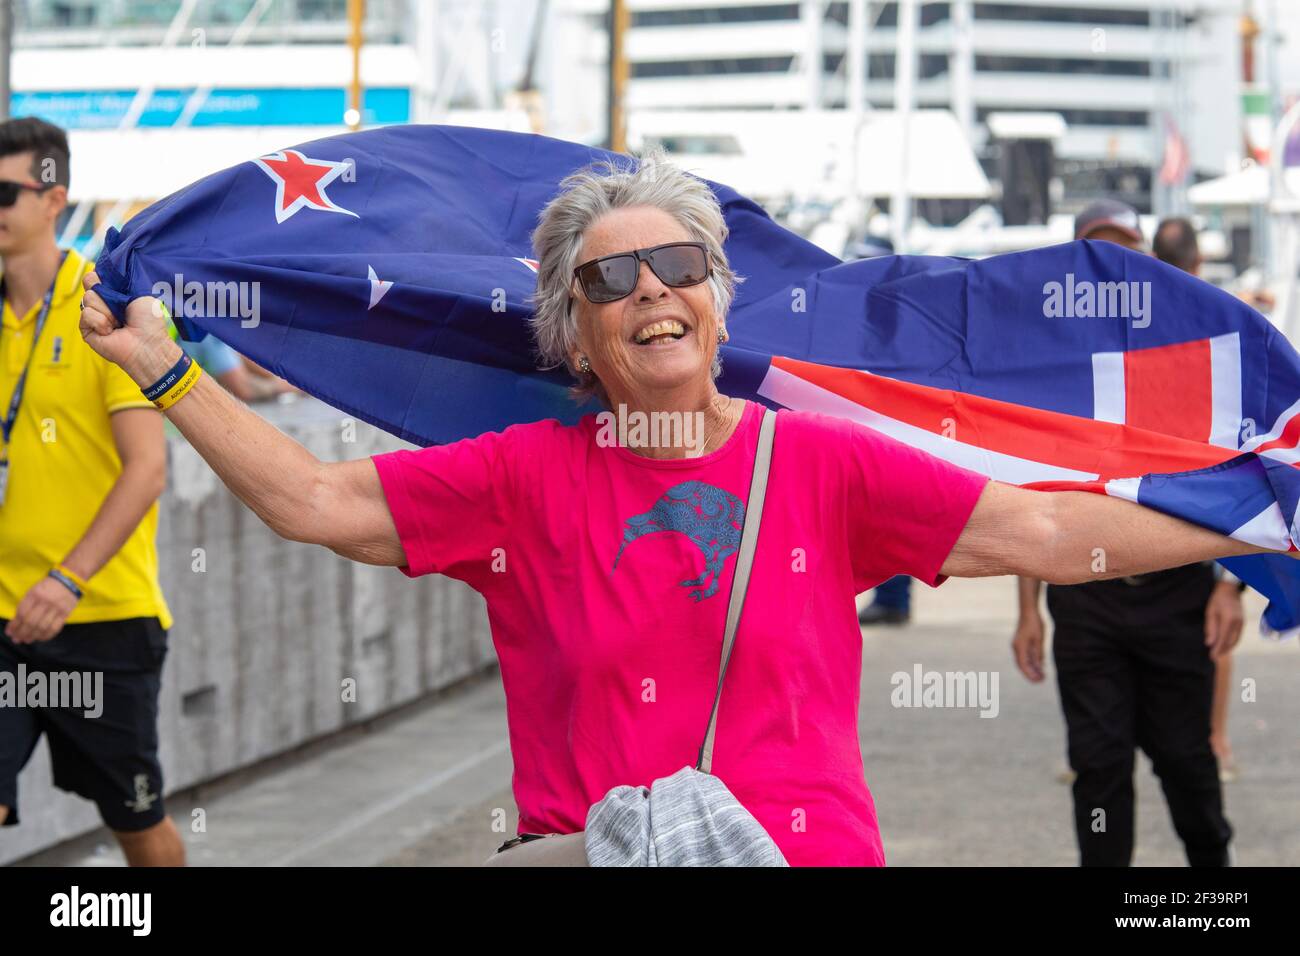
<box><xmin>1</xmin><ymin>251</ymin><xmax>69</xmax><ymax>449</ymax></box>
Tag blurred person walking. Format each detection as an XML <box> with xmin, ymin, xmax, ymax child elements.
<box><xmin>1011</xmin><ymin>201</ymin><xmax>1241</xmax><ymax>866</ymax></box>
<box><xmin>0</xmin><ymin>118</ymin><xmax>182</xmax><ymax>866</ymax></box>
<box><xmin>858</xmin><ymin>575</ymin><xmax>912</xmax><ymax>626</ymax></box>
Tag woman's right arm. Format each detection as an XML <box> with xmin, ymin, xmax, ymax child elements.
<box><xmin>79</xmin><ymin>275</ymin><xmax>406</xmax><ymax>568</ymax></box>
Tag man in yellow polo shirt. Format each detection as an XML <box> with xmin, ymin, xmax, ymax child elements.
<box><xmin>0</xmin><ymin>117</ymin><xmax>183</xmax><ymax>866</ymax></box>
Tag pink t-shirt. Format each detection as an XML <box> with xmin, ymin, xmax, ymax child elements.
<box><xmin>371</xmin><ymin>399</ymin><xmax>989</xmax><ymax>866</ymax></box>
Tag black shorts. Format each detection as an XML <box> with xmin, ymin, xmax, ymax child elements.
<box><xmin>0</xmin><ymin>616</ymin><xmax>169</xmax><ymax>833</ymax></box>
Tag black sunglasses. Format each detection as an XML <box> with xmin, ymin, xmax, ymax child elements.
<box><xmin>0</xmin><ymin>180</ymin><xmax>54</xmax><ymax>208</ymax></box>
<box><xmin>570</xmin><ymin>241</ymin><xmax>711</xmax><ymax>305</ymax></box>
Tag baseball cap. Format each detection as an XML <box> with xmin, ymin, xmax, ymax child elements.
<box><xmin>1074</xmin><ymin>199</ymin><xmax>1143</xmax><ymax>243</ymax></box>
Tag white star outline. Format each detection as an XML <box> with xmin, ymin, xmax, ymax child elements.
<box><xmin>252</xmin><ymin>149</ymin><xmax>360</xmax><ymax>224</ymax></box>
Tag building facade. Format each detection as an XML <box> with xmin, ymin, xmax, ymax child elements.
<box><xmin>560</xmin><ymin>0</ymin><xmax>1243</xmax><ymax>214</ymax></box>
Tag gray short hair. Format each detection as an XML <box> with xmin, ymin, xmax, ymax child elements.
<box><xmin>528</xmin><ymin>146</ymin><xmax>742</xmax><ymax>405</ymax></box>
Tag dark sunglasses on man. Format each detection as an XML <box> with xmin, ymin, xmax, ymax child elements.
<box><xmin>570</xmin><ymin>241</ymin><xmax>711</xmax><ymax>306</ymax></box>
<box><xmin>0</xmin><ymin>179</ymin><xmax>56</xmax><ymax>208</ymax></box>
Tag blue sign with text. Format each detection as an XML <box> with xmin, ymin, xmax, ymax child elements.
<box><xmin>13</xmin><ymin>87</ymin><xmax>410</xmax><ymax>128</ymax></box>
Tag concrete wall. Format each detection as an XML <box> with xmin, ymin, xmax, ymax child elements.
<box><xmin>1</xmin><ymin>400</ymin><xmax>495</xmax><ymax>865</ymax></box>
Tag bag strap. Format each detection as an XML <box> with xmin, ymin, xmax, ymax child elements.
<box><xmin>696</xmin><ymin>406</ymin><xmax>777</xmax><ymax>775</ymax></box>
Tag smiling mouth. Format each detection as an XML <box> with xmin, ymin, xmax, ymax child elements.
<box><xmin>632</xmin><ymin>319</ymin><xmax>689</xmax><ymax>345</ymax></box>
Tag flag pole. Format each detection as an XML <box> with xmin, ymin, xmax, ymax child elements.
<box><xmin>607</xmin><ymin>0</ymin><xmax>628</xmax><ymax>153</ymax></box>
<box><xmin>348</xmin><ymin>0</ymin><xmax>366</xmax><ymax>130</ymax></box>
<box><xmin>891</xmin><ymin>0</ymin><xmax>918</xmax><ymax>255</ymax></box>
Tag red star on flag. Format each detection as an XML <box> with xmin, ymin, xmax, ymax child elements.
<box><xmin>252</xmin><ymin>149</ymin><xmax>359</xmax><ymax>224</ymax></box>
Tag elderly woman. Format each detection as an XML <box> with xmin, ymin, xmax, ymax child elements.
<box><xmin>78</xmin><ymin>152</ymin><xmax>1273</xmax><ymax>867</ymax></box>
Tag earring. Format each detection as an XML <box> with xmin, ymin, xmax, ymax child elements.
<box><xmin>717</xmin><ymin>327</ymin><xmax>728</xmax><ymax>344</ymax></box>
<box><xmin>577</xmin><ymin>355</ymin><xmax>591</xmax><ymax>374</ymax></box>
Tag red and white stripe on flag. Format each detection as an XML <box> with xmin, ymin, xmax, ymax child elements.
<box><xmin>759</xmin><ymin>354</ymin><xmax>1296</xmax><ymax>554</ymax></box>
<box><xmin>759</xmin><ymin>355</ymin><xmax>1235</xmax><ymax>488</ymax></box>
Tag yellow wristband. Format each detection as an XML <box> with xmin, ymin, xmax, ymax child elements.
<box><xmin>54</xmin><ymin>563</ymin><xmax>88</xmax><ymax>590</ymax></box>
<box><xmin>153</xmin><ymin>358</ymin><xmax>202</xmax><ymax>410</ymax></box>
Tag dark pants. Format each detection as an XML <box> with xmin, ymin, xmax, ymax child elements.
<box><xmin>871</xmin><ymin>575</ymin><xmax>912</xmax><ymax>611</ymax></box>
<box><xmin>0</xmin><ymin>617</ymin><xmax>169</xmax><ymax>832</ymax></box>
<box><xmin>1047</xmin><ymin>564</ymin><xmax>1231</xmax><ymax>867</ymax></box>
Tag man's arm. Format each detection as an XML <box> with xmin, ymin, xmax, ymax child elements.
<box><xmin>1017</xmin><ymin>575</ymin><xmax>1043</xmax><ymax>614</ymax></box>
<box><xmin>1204</xmin><ymin>579</ymin><xmax>1245</xmax><ymax>659</ymax></box>
<box><xmin>186</xmin><ymin>335</ymin><xmax>291</xmax><ymax>403</ymax></box>
<box><xmin>215</xmin><ymin>364</ymin><xmax>290</xmax><ymax>403</ymax></box>
<box><xmin>943</xmin><ymin>481</ymin><xmax>1275</xmax><ymax>582</ymax></box>
<box><xmin>5</xmin><ymin>407</ymin><xmax>166</xmax><ymax>643</ymax></box>
<box><xmin>62</xmin><ymin>407</ymin><xmax>167</xmax><ymax>579</ymax></box>
<box><xmin>239</xmin><ymin>355</ymin><xmax>301</xmax><ymax>395</ymax></box>
<box><xmin>1011</xmin><ymin>576</ymin><xmax>1047</xmax><ymax>682</ymax></box>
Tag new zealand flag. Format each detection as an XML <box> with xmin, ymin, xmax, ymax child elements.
<box><xmin>89</xmin><ymin>124</ymin><xmax>1300</xmax><ymax>636</ymax></box>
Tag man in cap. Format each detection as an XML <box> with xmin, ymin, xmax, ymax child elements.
<box><xmin>1072</xmin><ymin>198</ymin><xmax>1145</xmax><ymax>250</ymax></box>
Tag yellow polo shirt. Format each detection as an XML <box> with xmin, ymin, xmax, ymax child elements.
<box><xmin>0</xmin><ymin>249</ymin><xmax>173</xmax><ymax>630</ymax></box>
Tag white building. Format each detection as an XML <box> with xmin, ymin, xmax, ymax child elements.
<box><xmin>561</xmin><ymin>0</ymin><xmax>1245</xmax><ymax>215</ymax></box>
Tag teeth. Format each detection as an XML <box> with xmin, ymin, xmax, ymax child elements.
<box><xmin>634</xmin><ymin>320</ymin><xmax>687</xmax><ymax>344</ymax></box>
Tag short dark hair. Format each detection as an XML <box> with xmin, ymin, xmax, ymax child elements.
<box><xmin>1153</xmin><ymin>217</ymin><xmax>1199</xmax><ymax>274</ymax></box>
<box><xmin>0</xmin><ymin>116</ymin><xmax>71</xmax><ymax>190</ymax></box>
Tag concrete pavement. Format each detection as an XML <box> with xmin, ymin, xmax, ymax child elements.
<box><xmin>14</xmin><ymin>576</ymin><xmax>1299</xmax><ymax>866</ymax></box>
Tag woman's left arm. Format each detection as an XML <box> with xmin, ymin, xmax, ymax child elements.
<box><xmin>941</xmin><ymin>481</ymin><xmax>1277</xmax><ymax>583</ymax></box>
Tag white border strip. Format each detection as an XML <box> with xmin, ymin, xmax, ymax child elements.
<box><xmin>1102</xmin><ymin>476</ymin><xmax>1142</xmax><ymax>502</ymax></box>
<box><xmin>1240</xmin><ymin>396</ymin><xmax>1300</xmax><ymax>453</ymax></box>
<box><xmin>1209</xmin><ymin>332</ymin><xmax>1243</xmax><ymax>449</ymax></box>
<box><xmin>1228</xmin><ymin>501</ymin><xmax>1294</xmax><ymax>551</ymax></box>
<box><xmin>1091</xmin><ymin>351</ymin><xmax>1126</xmax><ymax>425</ymax></box>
